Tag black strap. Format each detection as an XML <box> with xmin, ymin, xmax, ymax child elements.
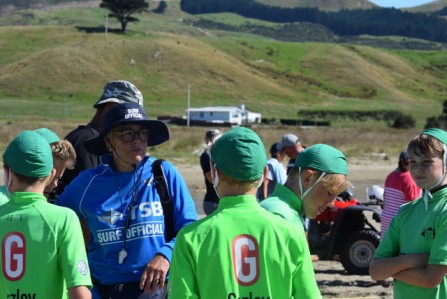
<box><xmin>152</xmin><ymin>159</ymin><xmax>176</xmax><ymax>242</ymax></box>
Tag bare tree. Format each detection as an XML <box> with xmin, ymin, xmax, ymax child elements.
<box><xmin>100</xmin><ymin>0</ymin><xmax>149</xmax><ymax>33</ymax></box>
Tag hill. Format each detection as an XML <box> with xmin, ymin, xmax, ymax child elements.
<box><xmin>0</xmin><ymin>3</ymin><xmax>446</xmax><ymax>129</ymax></box>
<box><xmin>409</xmin><ymin>0</ymin><xmax>447</xmax><ymax>12</ymax></box>
<box><xmin>255</xmin><ymin>0</ymin><xmax>377</xmax><ymax>11</ymax></box>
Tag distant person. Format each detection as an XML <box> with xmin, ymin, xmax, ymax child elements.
<box><xmin>55</xmin><ymin>80</ymin><xmax>143</xmax><ymax>197</ymax></box>
<box><xmin>56</xmin><ymin>102</ymin><xmax>197</xmax><ymax>298</ymax></box>
<box><xmin>200</xmin><ymin>129</ymin><xmax>222</xmax><ymax>215</ymax></box>
<box><xmin>257</xmin><ymin>142</ymin><xmax>287</xmax><ymax>200</ymax></box>
<box><xmin>0</xmin><ymin>130</ymin><xmax>92</xmax><ymax>298</ymax></box>
<box><xmin>380</xmin><ymin>150</ymin><xmax>421</xmax><ymax>237</ymax></box>
<box><xmin>34</xmin><ymin>128</ymin><xmax>77</xmax><ymax>202</ymax></box>
<box><xmin>278</xmin><ymin>133</ymin><xmax>305</xmax><ymax>174</ymax></box>
<box><xmin>261</xmin><ymin>144</ymin><xmax>349</xmax><ymax>263</ymax></box>
<box><xmin>168</xmin><ymin>127</ymin><xmax>321</xmax><ymax>299</ymax></box>
<box><xmin>370</xmin><ymin>128</ymin><xmax>447</xmax><ymax>298</ymax></box>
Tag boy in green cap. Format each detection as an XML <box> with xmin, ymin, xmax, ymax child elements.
<box><xmin>0</xmin><ymin>131</ymin><xmax>92</xmax><ymax>299</ymax></box>
<box><xmin>370</xmin><ymin>128</ymin><xmax>447</xmax><ymax>298</ymax></box>
<box><xmin>261</xmin><ymin>143</ymin><xmax>349</xmax><ymax>227</ymax></box>
<box><xmin>168</xmin><ymin>127</ymin><xmax>321</xmax><ymax>299</ymax></box>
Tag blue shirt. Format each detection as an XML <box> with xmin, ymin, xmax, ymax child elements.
<box><xmin>56</xmin><ymin>155</ymin><xmax>198</xmax><ymax>284</ymax></box>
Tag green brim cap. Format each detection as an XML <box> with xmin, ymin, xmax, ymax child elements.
<box><xmin>2</xmin><ymin>131</ymin><xmax>53</xmax><ymax>178</ymax></box>
<box><xmin>34</xmin><ymin>128</ymin><xmax>60</xmax><ymax>144</ymax></box>
<box><xmin>421</xmin><ymin>128</ymin><xmax>447</xmax><ymax>145</ymax></box>
<box><xmin>210</xmin><ymin>127</ymin><xmax>266</xmax><ymax>181</ymax></box>
<box><xmin>295</xmin><ymin>143</ymin><xmax>348</xmax><ymax>175</ymax></box>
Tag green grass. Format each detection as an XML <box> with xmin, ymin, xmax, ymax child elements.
<box><xmin>0</xmin><ymin>3</ymin><xmax>446</xmax><ymax>150</ymax></box>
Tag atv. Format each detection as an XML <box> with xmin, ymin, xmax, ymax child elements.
<box><xmin>307</xmin><ymin>188</ymin><xmax>382</xmax><ymax>275</ymax></box>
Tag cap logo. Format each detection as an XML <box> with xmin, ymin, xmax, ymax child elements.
<box><xmin>124</xmin><ymin>108</ymin><xmax>143</xmax><ymax>120</ymax></box>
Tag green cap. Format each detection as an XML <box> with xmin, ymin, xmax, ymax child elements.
<box><xmin>2</xmin><ymin>131</ymin><xmax>53</xmax><ymax>177</ymax></box>
<box><xmin>210</xmin><ymin>127</ymin><xmax>266</xmax><ymax>181</ymax></box>
<box><xmin>421</xmin><ymin>128</ymin><xmax>447</xmax><ymax>145</ymax></box>
<box><xmin>295</xmin><ymin>143</ymin><xmax>348</xmax><ymax>175</ymax></box>
<box><xmin>34</xmin><ymin>128</ymin><xmax>60</xmax><ymax>144</ymax></box>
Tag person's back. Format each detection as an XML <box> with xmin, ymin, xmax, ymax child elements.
<box><xmin>170</xmin><ymin>195</ymin><xmax>316</xmax><ymax>298</ymax></box>
<box><xmin>0</xmin><ymin>194</ymin><xmax>90</xmax><ymax>298</ymax></box>
<box><xmin>168</xmin><ymin>127</ymin><xmax>321</xmax><ymax>299</ymax></box>
<box><xmin>0</xmin><ymin>130</ymin><xmax>91</xmax><ymax>299</ymax></box>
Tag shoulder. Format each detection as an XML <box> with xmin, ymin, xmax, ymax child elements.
<box><xmin>66</xmin><ymin>125</ymin><xmax>99</xmax><ymax>139</ymax></box>
<box><xmin>149</xmin><ymin>157</ymin><xmax>178</xmax><ymax>174</ymax></box>
<box><xmin>261</xmin><ymin>197</ymin><xmax>297</xmax><ymax>221</ymax></box>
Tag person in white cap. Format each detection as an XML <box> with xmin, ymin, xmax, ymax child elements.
<box><xmin>278</xmin><ymin>133</ymin><xmax>305</xmax><ymax>174</ymax></box>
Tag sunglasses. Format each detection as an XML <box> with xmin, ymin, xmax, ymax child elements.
<box><xmin>111</xmin><ymin>128</ymin><xmax>149</xmax><ymax>143</ymax></box>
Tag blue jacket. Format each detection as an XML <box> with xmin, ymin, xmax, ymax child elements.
<box><xmin>56</xmin><ymin>155</ymin><xmax>198</xmax><ymax>284</ymax></box>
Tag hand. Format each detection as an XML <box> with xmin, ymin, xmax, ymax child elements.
<box><xmin>140</xmin><ymin>254</ymin><xmax>170</xmax><ymax>293</ymax></box>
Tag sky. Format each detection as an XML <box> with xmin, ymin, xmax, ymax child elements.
<box><xmin>369</xmin><ymin>0</ymin><xmax>436</xmax><ymax>8</ymax></box>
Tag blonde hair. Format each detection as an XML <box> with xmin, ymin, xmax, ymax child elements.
<box><xmin>50</xmin><ymin>140</ymin><xmax>76</xmax><ymax>169</ymax></box>
<box><xmin>288</xmin><ymin>167</ymin><xmax>349</xmax><ymax>195</ymax></box>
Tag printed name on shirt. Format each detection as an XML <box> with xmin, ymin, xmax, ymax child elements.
<box><xmin>97</xmin><ymin>221</ymin><xmax>164</xmax><ymax>244</ymax></box>
<box><xmin>7</xmin><ymin>289</ymin><xmax>36</xmax><ymax>299</ymax></box>
<box><xmin>5</xmin><ymin>214</ymin><xmax>26</xmax><ymax>222</ymax></box>
<box><xmin>227</xmin><ymin>292</ymin><xmax>270</xmax><ymax>299</ymax></box>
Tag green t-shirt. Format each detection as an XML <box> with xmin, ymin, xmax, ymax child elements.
<box><xmin>0</xmin><ymin>192</ymin><xmax>92</xmax><ymax>298</ymax></box>
<box><xmin>168</xmin><ymin>195</ymin><xmax>321</xmax><ymax>299</ymax></box>
<box><xmin>375</xmin><ymin>188</ymin><xmax>447</xmax><ymax>299</ymax></box>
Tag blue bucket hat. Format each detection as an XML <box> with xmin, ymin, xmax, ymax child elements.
<box><xmin>84</xmin><ymin>102</ymin><xmax>169</xmax><ymax>155</ymax></box>
<box><xmin>3</xmin><ymin>131</ymin><xmax>53</xmax><ymax>178</ymax></box>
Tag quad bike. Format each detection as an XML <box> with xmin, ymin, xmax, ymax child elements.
<box><xmin>307</xmin><ymin>188</ymin><xmax>382</xmax><ymax>275</ymax></box>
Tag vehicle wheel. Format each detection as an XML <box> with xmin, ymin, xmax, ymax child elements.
<box><xmin>340</xmin><ymin>229</ymin><xmax>380</xmax><ymax>275</ymax></box>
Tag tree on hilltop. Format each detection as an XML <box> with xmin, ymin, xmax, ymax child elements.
<box><xmin>100</xmin><ymin>0</ymin><xmax>149</xmax><ymax>33</ymax></box>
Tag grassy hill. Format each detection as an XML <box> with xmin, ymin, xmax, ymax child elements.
<box><xmin>0</xmin><ymin>2</ymin><xmax>446</xmax><ymax>161</ymax></box>
<box><xmin>256</xmin><ymin>0</ymin><xmax>377</xmax><ymax>11</ymax></box>
<box><xmin>409</xmin><ymin>0</ymin><xmax>447</xmax><ymax>12</ymax></box>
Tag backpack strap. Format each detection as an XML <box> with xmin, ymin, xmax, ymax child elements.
<box><xmin>152</xmin><ymin>159</ymin><xmax>176</xmax><ymax>242</ymax></box>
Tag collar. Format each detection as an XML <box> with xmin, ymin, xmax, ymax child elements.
<box><xmin>8</xmin><ymin>192</ymin><xmax>47</xmax><ymax>205</ymax></box>
<box><xmin>270</xmin><ymin>184</ymin><xmax>303</xmax><ymax>213</ymax></box>
<box><xmin>217</xmin><ymin>195</ymin><xmax>260</xmax><ymax>210</ymax></box>
<box><xmin>422</xmin><ymin>185</ymin><xmax>447</xmax><ymax>210</ymax></box>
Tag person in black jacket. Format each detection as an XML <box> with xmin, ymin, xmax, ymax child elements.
<box><xmin>54</xmin><ymin>80</ymin><xmax>144</xmax><ymax>197</ymax></box>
